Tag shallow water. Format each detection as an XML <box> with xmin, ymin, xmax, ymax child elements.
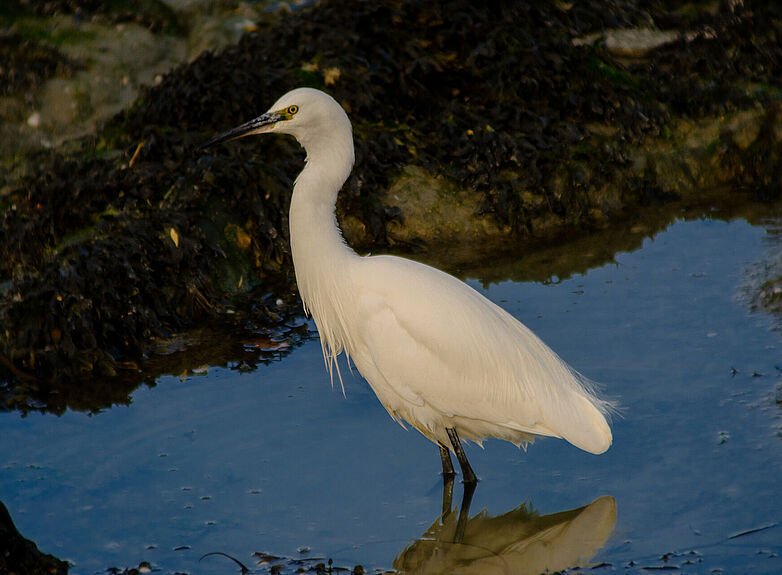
<box><xmin>2</xmin><ymin>217</ymin><xmax>782</xmax><ymax>574</ymax></box>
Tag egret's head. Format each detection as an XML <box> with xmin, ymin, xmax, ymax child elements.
<box><xmin>200</xmin><ymin>87</ymin><xmax>351</xmax><ymax>151</ymax></box>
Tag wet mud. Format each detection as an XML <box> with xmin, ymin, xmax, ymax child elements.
<box><xmin>1</xmin><ymin>0</ymin><xmax>781</xmax><ymax>407</ymax></box>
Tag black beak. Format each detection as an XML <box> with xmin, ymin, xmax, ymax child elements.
<box><xmin>199</xmin><ymin>111</ymin><xmax>281</xmax><ymax>150</ymax></box>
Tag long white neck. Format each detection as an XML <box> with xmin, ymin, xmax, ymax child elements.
<box><xmin>288</xmin><ymin>124</ymin><xmax>357</xmax><ymax>365</ymax></box>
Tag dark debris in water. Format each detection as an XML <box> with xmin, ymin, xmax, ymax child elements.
<box><xmin>201</xmin><ymin>551</ymin><xmax>366</xmax><ymax>575</ymax></box>
<box><xmin>727</xmin><ymin>521</ymin><xmax>779</xmax><ymax>540</ymax></box>
<box><xmin>1</xmin><ymin>0</ymin><xmax>781</xmax><ymax>408</ymax></box>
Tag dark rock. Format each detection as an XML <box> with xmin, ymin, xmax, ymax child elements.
<box><xmin>0</xmin><ymin>500</ymin><xmax>69</xmax><ymax>575</ymax></box>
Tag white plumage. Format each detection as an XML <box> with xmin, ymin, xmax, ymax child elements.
<box><xmin>203</xmin><ymin>87</ymin><xmax>613</xmax><ymax>481</ymax></box>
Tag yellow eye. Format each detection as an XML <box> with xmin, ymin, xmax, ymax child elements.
<box><xmin>288</xmin><ymin>105</ymin><xmax>299</xmax><ymax>115</ymax></box>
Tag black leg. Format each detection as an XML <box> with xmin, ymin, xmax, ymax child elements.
<box><xmin>438</xmin><ymin>441</ymin><xmax>455</xmax><ymax>517</ymax></box>
<box><xmin>439</xmin><ymin>442</ymin><xmax>455</xmax><ymax>477</ymax></box>
<box><xmin>453</xmin><ymin>480</ymin><xmax>476</xmax><ymax>544</ymax></box>
<box><xmin>441</xmin><ymin>474</ymin><xmax>454</xmax><ymax>518</ymax></box>
<box><xmin>446</xmin><ymin>427</ymin><xmax>477</xmax><ymax>484</ymax></box>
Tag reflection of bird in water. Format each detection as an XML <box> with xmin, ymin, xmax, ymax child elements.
<box><xmin>202</xmin><ymin>88</ymin><xmax>613</xmax><ymax>482</ymax></box>
<box><xmin>393</xmin><ymin>490</ymin><xmax>616</xmax><ymax>575</ymax></box>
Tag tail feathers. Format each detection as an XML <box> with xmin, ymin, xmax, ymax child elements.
<box><xmin>559</xmin><ymin>394</ymin><xmax>613</xmax><ymax>454</ymax></box>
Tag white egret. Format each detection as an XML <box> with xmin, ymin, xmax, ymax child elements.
<box><xmin>202</xmin><ymin>87</ymin><xmax>613</xmax><ymax>483</ymax></box>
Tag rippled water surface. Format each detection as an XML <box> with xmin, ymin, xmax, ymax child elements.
<box><xmin>2</xmin><ymin>217</ymin><xmax>781</xmax><ymax>574</ymax></box>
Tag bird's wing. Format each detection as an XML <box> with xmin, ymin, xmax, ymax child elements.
<box><xmin>345</xmin><ymin>254</ymin><xmax>611</xmax><ymax>453</ymax></box>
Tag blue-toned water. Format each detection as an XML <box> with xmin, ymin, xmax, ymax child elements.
<box><xmin>2</xmin><ymin>217</ymin><xmax>781</xmax><ymax>574</ymax></box>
